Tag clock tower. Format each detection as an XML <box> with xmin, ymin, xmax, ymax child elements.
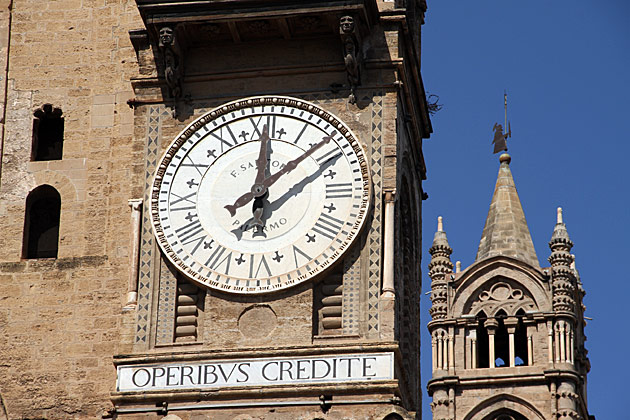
<box><xmin>113</xmin><ymin>1</ymin><xmax>431</xmax><ymax>419</ymax></box>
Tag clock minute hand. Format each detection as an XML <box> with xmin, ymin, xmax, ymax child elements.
<box><xmin>262</xmin><ymin>131</ymin><xmax>337</xmax><ymax>189</ymax></box>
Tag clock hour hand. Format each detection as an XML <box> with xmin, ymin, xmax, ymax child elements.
<box><xmin>254</xmin><ymin>124</ymin><xmax>270</xmax><ymax>185</ymax></box>
<box><xmin>224</xmin><ymin>190</ymin><xmax>254</xmax><ymax>217</ymax></box>
<box><xmin>261</xmin><ymin>131</ymin><xmax>337</xmax><ymax>189</ymax></box>
<box><xmin>251</xmin><ymin>196</ymin><xmax>266</xmax><ymax>233</ymax></box>
<box><xmin>224</xmin><ymin>125</ymin><xmax>271</xmax><ymax>217</ymax></box>
<box><xmin>225</xmin><ymin>131</ymin><xmax>336</xmax><ymax>217</ymax></box>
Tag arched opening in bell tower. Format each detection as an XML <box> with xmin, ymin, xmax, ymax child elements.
<box><xmin>514</xmin><ymin>309</ymin><xmax>528</xmax><ymax>366</ymax></box>
<box><xmin>494</xmin><ymin>310</ymin><xmax>509</xmax><ymax>367</ymax></box>
<box><xmin>476</xmin><ymin>311</ymin><xmax>489</xmax><ymax>368</ymax></box>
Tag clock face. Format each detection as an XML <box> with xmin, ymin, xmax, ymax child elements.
<box><xmin>151</xmin><ymin>96</ymin><xmax>371</xmax><ymax>294</ymax></box>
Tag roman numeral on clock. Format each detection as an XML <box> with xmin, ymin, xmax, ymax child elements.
<box><xmin>316</xmin><ymin>149</ymin><xmax>342</xmax><ymax>165</ymax></box>
<box><xmin>206</xmin><ymin>245</ymin><xmax>232</xmax><ymax>275</ymax></box>
<box><xmin>249</xmin><ymin>254</ymin><xmax>272</xmax><ymax>278</ymax></box>
<box><xmin>267</xmin><ymin>115</ymin><xmax>277</xmax><ymax>138</ymax></box>
<box><xmin>182</xmin><ymin>234</ymin><xmax>209</xmax><ymax>255</ymax></box>
<box><xmin>311</xmin><ymin>213</ymin><xmax>344</xmax><ymax>240</ymax></box>
<box><xmin>180</xmin><ymin>155</ymin><xmax>209</xmax><ymax>176</ymax></box>
<box><xmin>292</xmin><ymin>245</ymin><xmax>312</xmax><ymax>269</ymax></box>
<box><xmin>170</xmin><ymin>191</ymin><xmax>197</xmax><ymax>212</ymax></box>
<box><xmin>210</xmin><ymin>125</ymin><xmax>238</xmax><ymax>151</ymax></box>
<box><xmin>325</xmin><ymin>183</ymin><xmax>353</xmax><ymax>199</ymax></box>
<box><xmin>176</xmin><ymin>219</ymin><xmax>204</xmax><ymax>244</ymax></box>
<box><xmin>293</xmin><ymin>122</ymin><xmax>308</xmax><ymax>144</ymax></box>
<box><xmin>248</xmin><ymin>116</ymin><xmax>266</xmax><ymax>138</ymax></box>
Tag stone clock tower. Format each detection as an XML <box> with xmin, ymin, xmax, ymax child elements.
<box><xmin>0</xmin><ymin>1</ymin><xmax>430</xmax><ymax>418</ymax></box>
<box><xmin>427</xmin><ymin>153</ymin><xmax>593</xmax><ymax>420</ymax></box>
<box><xmin>112</xmin><ymin>1</ymin><xmax>431</xmax><ymax>419</ymax></box>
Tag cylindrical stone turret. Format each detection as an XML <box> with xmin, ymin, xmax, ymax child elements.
<box><xmin>428</xmin><ymin>216</ymin><xmax>453</xmax><ymax>320</ymax></box>
<box><xmin>548</xmin><ymin>207</ymin><xmax>576</xmax><ymax>315</ymax></box>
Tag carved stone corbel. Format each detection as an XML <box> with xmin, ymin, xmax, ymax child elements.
<box><xmin>158</xmin><ymin>25</ymin><xmax>184</xmax><ymax>100</ymax></box>
<box><xmin>339</xmin><ymin>15</ymin><xmax>361</xmax><ymax>104</ymax></box>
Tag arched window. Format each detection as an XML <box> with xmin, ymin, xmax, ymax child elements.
<box><xmin>23</xmin><ymin>185</ymin><xmax>61</xmax><ymax>259</ymax></box>
<box><xmin>494</xmin><ymin>310</ymin><xmax>509</xmax><ymax>368</ymax></box>
<box><xmin>515</xmin><ymin>309</ymin><xmax>528</xmax><ymax>366</ymax></box>
<box><xmin>32</xmin><ymin>104</ymin><xmax>63</xmax><ymax>161</ymax></box>
<box><xmin>476</xmin><ymin>311</ymin><xmax>489</xmax><ymax>368</ymax></box>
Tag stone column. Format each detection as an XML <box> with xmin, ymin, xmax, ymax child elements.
<box><xmin>432</xmin><ymin>332</ymin><xmax>437</xmax><ymax>372</ymax></box>
<box><xmin>569</xmin><ymin>328</ymin><xmax>574</xmax><ymax>364</ymax></box>
<box><xmin>564</xmin><ymin>322</ymin><xmax>572</xmax><ymax>363</ymax></box>
<box><xmin>443</xmin><ymin>333</ymin><xmax>448</xmax><ymax>370</ymax></box>
<box><xmin>381</xmin><ymin>191</ymin><xmax>395</xmax><ymax>297</ymax></box>
<box><xmin>471</xmin><ymin>337</ymin><xmax>477</xmax><ymax>369</ymax></box>
<box><xmin>125</xmin><ymin>199</ymin><xmax>143</xmax><ymax>309</ymax></box>
<box><xmin>448</xmin><ymin>326</ymin><xmax>455</xmax><ymax>372</ymax></box>
<box><xmin>437</xmin><ymin>331</ymin><xmax>443</xmax><ymax>370</ymax></box>
<box><xmin>554</xmin><ymin>322</ymin><xmax>561</xmax><ymax>363</ymax></box>
<box><xmin>559</xmin><ymin>321</ymin><xmax>566</xmax><ymax>362</ymax></box>
<box><xmin>485</xmin><ymin>319</ymin><xmax>498</xmax><ymax>368</ymax></box>
<box><xmin>547</xmin><ymin>320</ymin><xmax>554</xmax><ymax>364</ymax></box>
<box><xmin>505</xmin><ymin>317</ymin><xmax>518</xmax><ymax>367</ymax></box>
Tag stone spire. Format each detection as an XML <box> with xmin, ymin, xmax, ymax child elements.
<box><xmin>475</xmin><ymin>153</ymin><xmax>539</xmax><ymax>267</ymax></box>
<box><xmin>428</xmin><ymin>216</ymin><xmax>452</xmax><ymax>320</ymax></box>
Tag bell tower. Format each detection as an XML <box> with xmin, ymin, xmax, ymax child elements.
<box><xmin>427</xmin><ymin>153</ymin><xmax>593</xmax><ymax>420</ymax></box>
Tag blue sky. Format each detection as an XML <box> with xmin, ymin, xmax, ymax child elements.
<box><xmin>419</xmin><ymin>1</ymin><xmax>630</xmax><ymax>418</ymax></box>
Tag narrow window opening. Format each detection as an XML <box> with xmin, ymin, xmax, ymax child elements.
<box><xmin>23</xmin><ymin>185</ymin><xmax>61</xmax><ymax>259</ymax></box>
<box><xmin>476</xmin><ymin>311</ymin><xmax>489</xmax><ymax>368</ymax></box>
<box><xmin>494</xmin><ymin>310</ymin><xmax>509</xmax><ymax>368</ymax></box>
<box><xmin>32</xmin><ymin>104</ymin><xmax>64</xmax><ymax>161</ymax></box>
<box><xmin>515</xmin><ymin>309</ymin><xmax>528</xmax><ymax>365</ymax></box>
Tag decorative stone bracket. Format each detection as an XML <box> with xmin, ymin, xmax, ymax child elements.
<box><xmin>158</xmin><ymin>25</ymin><xmax>184</xmax><ymax>100</ymax></box>
<box><xmin>339</xmin><ymin>15</ymin><xmax>362</xmax><ymax>104</ymax></box>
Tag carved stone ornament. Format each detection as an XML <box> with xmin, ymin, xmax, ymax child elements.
<box><xmin>339</xmin><ymin>15</ymin><xmax>361</xmax><ymax>104</ymax></box>
<box><xmin>158</xmin><ymin>26</ymin><xmax>183</xmax><ymax>100</ymax></box>
<box><xmin>468</xmin><ymin>281</ymin><xmax>536</xmax><ymax>317</ymax></box>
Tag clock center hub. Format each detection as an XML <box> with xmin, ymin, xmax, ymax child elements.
<box><xmin>197</xmin><ymin>140</ymin><xmax>325</xmax><ymax>253</ymax></box>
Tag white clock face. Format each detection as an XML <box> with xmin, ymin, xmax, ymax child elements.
<box><xmin>151</xmin><ymin>96</ymin><xmax>371</xmax><ymax>294</ymax></box>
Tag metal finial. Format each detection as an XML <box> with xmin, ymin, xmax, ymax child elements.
<box><xmin>437</xmin><ymin>216</ymin><xmax>443</xmax><ymax>232</ymax></box>
<box><xmin>492</xmin><ymin>91</ymin><xmax>511</xmax><ymax>154</ymax></box>
<box><xmin>557</xmin><ymin>207</ymin><xmax>563</xmax><ymax>224</ymax></box>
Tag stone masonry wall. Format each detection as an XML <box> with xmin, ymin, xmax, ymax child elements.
<box><xmin>0</xmin><ymin>1</ymin><xmax>143</xmax><ymax>418</ymax></box>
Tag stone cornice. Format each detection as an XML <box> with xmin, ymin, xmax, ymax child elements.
<box><xmin>114</xmin><ymin>342</ymin><xmax>401</xmax><ymax>365</ymax></box>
